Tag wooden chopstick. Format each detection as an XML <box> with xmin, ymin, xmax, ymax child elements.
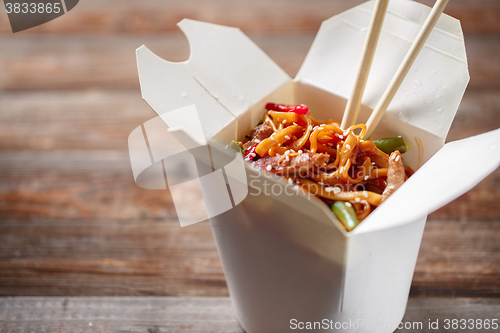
<box><xmin>341</xmin><ymin>0</ymin><xmax>389</xmax><ymax>130</ymax></box>
<box><xmin>363</xmin><ymin>0</ymin><xmax>450</xmax><ymax>139</ymax></box>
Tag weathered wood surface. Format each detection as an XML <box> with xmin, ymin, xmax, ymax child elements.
<box><xmin>0</xmin><ymin>297</ymin><xmax>499</xmax><ymax>333</ymax></box>
<box><xmin>0</xmin><ymin>0</ymin><xmax>499</xmax><ymax>309</ymax></box>
<box><xmin>1</xmin><ymin>34</ymin><xmax>499</xmax><ymax>90</ymax></box>
<box><xmin>0</xmin><ymin>0</ymin><xmax>499</xmax><ymax>34</ymax></box>
<box><xmin>413</xmin><ymin>219</ymin><xmax>500</xmax><ymax>297</ymax></box>
<box><xmin>0</xmin><ymin>217</ymin><xmax>498</xmax><ymax>297</ymax></box>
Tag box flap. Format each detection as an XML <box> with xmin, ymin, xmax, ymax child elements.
<box><xmin>296</xmin><ymin>0</ymin><xmax>468</xmax><ymax>140</ymax></box>
<box><xmin>136</xmin><ymin>19</ymin><xmax>291</xmax><ymax>144</ymax></box>
<box><xmin>136</xmin><ymin>46</ymin><xmax>235</xmax><ymax>142</ymax></box>
<box><xmin>178</xmin><ymin>19</ymin><xmax>291</xmax><ymax>118</ymax></box>
<box><xmin>353</xmin><ymin>128</ymin><xmax>500</xmax><ymax>234</ymax></box>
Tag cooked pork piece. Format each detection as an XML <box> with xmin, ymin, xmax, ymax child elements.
<box><xmin>243</xmin><ymin>123</ymin><xmax>274</xmax><ymax>151</ymax></box>
<box><xmin>381</xmin><ymin>150</ymin><xmax>405</xmax><ymax>202</ymax></box>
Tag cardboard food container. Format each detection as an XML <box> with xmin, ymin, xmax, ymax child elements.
<box><xmin>129</xmin><ymin>0</ymin><xmax>500</xmax><ymax>332</ymax></box>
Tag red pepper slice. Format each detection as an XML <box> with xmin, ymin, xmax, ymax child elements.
<box><xmin>244</xmin><ymin>143</ymin><xmax>259</xmax><ymax>161</ymax></box>
<box><xmin>265</xmin><ymin>103</ymin><xmax>309</xmax><ymax>115</ymax></box>
<box><xmin>291</xmin><ymin>104</ymin><xmax>309</xmax><ymax>115</ymax></box>
<box><xmin>265</xmin><ymin>103</ymin><xmax>287</xmax><ymax>111</ymax></box>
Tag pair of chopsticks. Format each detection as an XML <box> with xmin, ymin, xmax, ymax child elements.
<box><xmin>340</xmin><ymin>0</ymin><xmax>450</xmax><ymax>139</ymax></box>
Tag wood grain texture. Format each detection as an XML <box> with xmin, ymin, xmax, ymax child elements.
<box><xmin>0</xmin><ymin>217</ymin><xmax>498</xmax><ymax>297</ymax></box>
<box><xmin>0</xmin><ymin>90</ymin><xmax>153</xmax><ymax>150</ymax></box>
<box><xmin>0</xmin><ymin>218</ymin><xmax>224</xmax><ymax>297</ymax></box>
<box><xmin>0</xmin><ymin>297</ymin><xmax>499</xmax><ymax>333</ymax></box>
<box><xmin>0</xmin><ymin>151</ymin><xmax>173</xmax><ymax>219</ymax></box>
<box><xmin>0</xmin><ymin>297</ymin><xmax>241</xmax><ymax>333</ymax></box>
<box><xmin>412</xmin><ymin>219</ymin><xmax>500</xmax><ymax>297</ymax></box>
<box><xmin>0</xmin><ymin>34</ymin><xmax>499</xmax><ymax>91</ymax></box>
<box><xmin>0</xmin><ymin>0</ymin><xmax>499</xmax><ymax>34</ymax></box>
<box><xmin>0</xmin><ymin>0</ymin><xmax>499</xmax><ymax>303</ymax></box>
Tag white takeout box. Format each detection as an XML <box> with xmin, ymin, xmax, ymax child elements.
<box><xmin>132</xmin><ymin>0</ymin><xmax>500</xmax><ymax>332</ymax></box>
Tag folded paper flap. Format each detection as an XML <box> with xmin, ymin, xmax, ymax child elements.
<box><xmin>353</xmin><ymin>128</ymin><xmax>500</xmax><ymax>235</ymax></box>
<box><xmin>136</xmin><ymin>46</ymin><xmax>235</xmax><ymax>142</ymax></box>
<box><xmin>178</xmin><ymin>19</ymin><xmax>291</xmax><ymax>118</ymax></box>
<box><xmin>388</xmin><ymin>0</ymin><xmax>463</xmax><ymax>40</ymax></box>
<box><xmin>138</xmin><ymin>19</ymin><xmax>290</xmax><ymax>143</ymax></box>
<box><xmin>297</xmin><ymin>0</ymin><xmax>468</xmax><ymax>140</ymax></box>
<box><xmin>160</xmin><ymin>105</ymin><xmax>207</xmax><ymax>147</ymax></box>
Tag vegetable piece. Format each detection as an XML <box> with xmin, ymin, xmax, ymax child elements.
<box><xmin>244</xmin><ymin>143</ymin><xmax>258</xmax><ymax>161</ymax></box>
<box><xmin>289</xmin><ymin>104</ymin><xmax>309</xmax><ymax>115</ymax></box>
<box><xmin>265</xmin><ymin>103</ymin><xmax>309</xmax><ymax>115</ymax></box>
<box><xmin>229</xmin><ymin>140</ymin><xmax>244</xmax><ymax>153</ymax></box>
<box><xmin>372</xmin><ymin>137</ymin><xmax>410</xmax><ymax>154</ymax></box>
<box><xmin>331</xmin><ymin>201</ymin><xmax>359</xmax><ymax>231</ymax></box>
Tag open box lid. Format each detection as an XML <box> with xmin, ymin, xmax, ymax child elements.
<box><xmin>297</xmin><ymin>0</ymin><xmax>468</xmax><ymax>141</ymax></box>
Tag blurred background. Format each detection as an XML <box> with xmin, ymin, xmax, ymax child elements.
<box><xmin>0</xmin><ymin>0</ymin><xmax>499</xmax><ymax>298</ymax></box>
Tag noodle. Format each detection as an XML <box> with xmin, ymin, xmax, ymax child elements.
<box><xmin>242</xmin><ymin>103</ymin><xmax>408</xmax><ymax>228</ymax></box>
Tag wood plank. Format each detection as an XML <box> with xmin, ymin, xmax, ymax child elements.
<box><xmin>0</xmin><ymin>34</ymin><xmax>499</xmax><ymax>90</ymax></box>
<box><xmin>402</xmin><ymin>297</ymin><xmax>500</xmax><ymax>332</ymax></box>
<box><xmin>0</xmin><ymin>217</ymin><xmax>498</xmax><ymax>297</ymax></box>
<box><xmin>0</xmin><ymin>218</ymin><xmax>226</xmax><ymax>297</ymax></box>
<box><xmin>0</xmin><ymin>297</ymin><xmax>241</xmax><ymax>333</ymax></box>
<box><xmin>0</xmin><ymin>151</ymin><xmax>176</xmax><ymax>220</ymax></box>
<box><xmin>0</xmin><ymin>90</ymin><xmax>154</xmax><ymax>150</ymax></box>
<box><xmin>0</xmin><ymin>34</ymin><xmax>190</xmax><ymax>91</ymax></box>
<box><xmin>0</xmin><ymin>297</ymin><xmax>498</xmax><ymax>333</ymax></box>
<box><xmin>0</xmin><ymin>0</ymin><xmax>498</xmax><ymax>34</ymax></box>
<box><xmin>411</xmin><ymin>219</ymin><xmax>500</xmax><ymax>297</ymax></box>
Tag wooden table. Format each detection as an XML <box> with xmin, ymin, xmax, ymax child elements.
<box><xmin>0</xmin><ymin>0</ymin><xmax>499</xmax><ymax>331</ymax></box>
